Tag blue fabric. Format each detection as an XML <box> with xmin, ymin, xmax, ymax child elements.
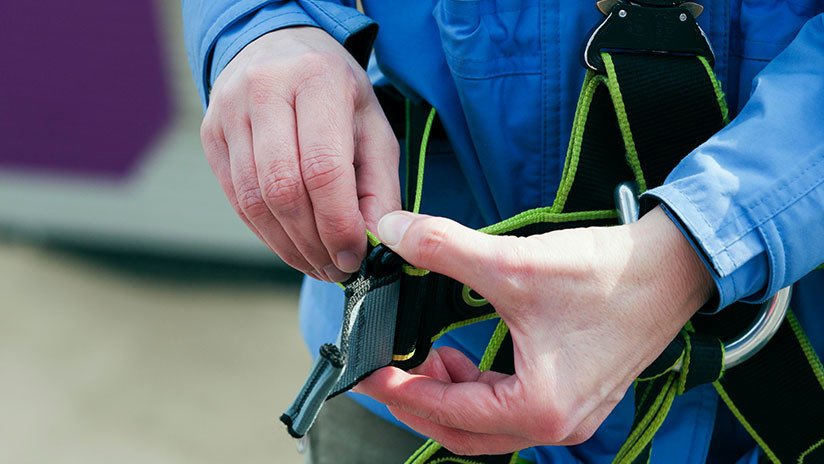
<box><xmin>184</xmin><ymin>1</ymin><xmax>824</xmax><ymax>462</ymax></box>
<box><xmin>182</xmin><ymin>0</ymin><xmax>376</xmax><ymax>107</ymax></box>
<box><xmin>645</xmin><ymin>14</ymin><xmax>824</xmax><ymax>310</ymax></box>
<box><xmin>208</xmin><ymin>3</ymin><xmax>318</xmax><ymax>92</ymax></box>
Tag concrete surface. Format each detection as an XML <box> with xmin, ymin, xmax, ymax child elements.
<box><xmin>0</xmin><ymin>241</ymin><xmax>310</xmax><ymax>463</ymax></box>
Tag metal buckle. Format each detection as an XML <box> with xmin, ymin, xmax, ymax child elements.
<box><xmin>584</xmin><ymin>0</ymin><xmax>715</xmax><ymax>72</ymax></box>
<box><xmin>614</xmin><ymin>182</ymin><xmax>791</xmax><ymax>371</ymax></box>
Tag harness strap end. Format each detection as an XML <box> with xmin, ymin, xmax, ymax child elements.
<box><xmin>280</xmin><ymin>344</ymin><xmax>345</xmax><ymax>438</ymax></box>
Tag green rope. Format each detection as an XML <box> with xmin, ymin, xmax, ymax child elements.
<box><xmin>413</xmin><ymin>107</ymin><xmax>438</xmax><ymax>214</ymax></box>
<box><xmin>404</xmin><ymin>99</ymin><xmax>412</xmax><ymax>209</ymax></box>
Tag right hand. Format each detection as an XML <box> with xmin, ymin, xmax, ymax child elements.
<box><xmin>201</xmin><ymin>27</ymin><xmax>401</xmax><ymax>282</ymax></box>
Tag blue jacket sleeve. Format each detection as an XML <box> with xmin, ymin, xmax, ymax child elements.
<box><xmin>645</xmin><ymin>14</ymin><xmax>824</xmax><ymax>311</ymax></box>
<box><xmin>182</xmin><ymin>0</ymin><xmax>377</xmax><ymax>108</ymax></box>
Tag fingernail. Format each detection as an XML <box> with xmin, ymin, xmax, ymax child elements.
<box><xmin>323</xmin><ymin>264</ymin><xmax>350</xmax><ymax>283</ymax></box>
<box><xmin>378</xmin><ymin>212</ymin><xmax>413</xmax><ymax>247</ymax></box>
<box><xmin>336</xmin><ymin>251</ymin><xmax>361</xmax><ymax>273</ymax></box>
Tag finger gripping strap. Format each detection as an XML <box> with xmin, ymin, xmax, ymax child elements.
<box><xmin>280</xmin><ymin>258</ymin><xmax>401</xmax><ymax>438</ymax></box>
<box><xmin>281</xmin><ymin>12</ymin><xmax>823</xmax><ymax>463</ymax></box>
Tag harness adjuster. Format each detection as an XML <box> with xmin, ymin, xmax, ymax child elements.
<box><xmin>584</xmin><ymin>0</ymin><xmax>714</xmax><ymax>72</ymax></box>
<box><xmin>338</xmin><ymin>244</ymin><xmax>403</xmax><ymax>288</ymax></box>
<box><xmin>365</xmin><ymin>244</ymin><xmax>403</xmax><ymax>277</ymax></box>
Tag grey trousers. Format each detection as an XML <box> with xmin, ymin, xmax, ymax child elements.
<box><xmin>303</xmin><ymin>395</ymin><xmax>425</xmax><ymax>464</ymax></box>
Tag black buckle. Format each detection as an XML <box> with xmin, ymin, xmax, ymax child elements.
<box><xmin>339</xmin><ymin>243</ymin><xmax>403</xmax><ymax>287</ymax></box>
<box><xmin>584</xmin><ymin>0</ymin><xmax>714</xmax><ymax>73</ymax></box>
<box><xmin>365</xmin><ymin>244</ymin><xmax>403</xmax><ymax>277</ymax></box>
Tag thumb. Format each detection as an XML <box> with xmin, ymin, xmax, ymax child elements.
<box><xmin>377</xmin><ymin>211</ymin><xmax>504</xmax><ymax>292</ymax></box>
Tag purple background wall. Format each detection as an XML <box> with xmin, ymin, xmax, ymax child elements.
<box><xmin>0</xmin><ymin>1</ymin><xmax>170</xmax><ymax>178</ymax></box>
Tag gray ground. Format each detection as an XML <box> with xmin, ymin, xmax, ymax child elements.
<box><xmin>0</xmin><ymin>242</ymin><xmax>309</xmax><ymax>463</ymax></box>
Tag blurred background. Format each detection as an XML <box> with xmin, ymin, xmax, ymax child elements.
<box><xmin>0</xmin><ymin>1</ymin><xmax>309</xmax><ymax>462</ymax></box>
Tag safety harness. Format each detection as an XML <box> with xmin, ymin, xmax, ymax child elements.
<box><xmin>282</xmin><ymin>1</ymin><xmax>824</xmax><ymax>462</ymax></box>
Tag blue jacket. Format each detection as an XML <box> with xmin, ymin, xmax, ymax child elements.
<box><xmin>183</xmin><ymin>1</ymin><xmax>824</xmax><ymax>462</ymax></box>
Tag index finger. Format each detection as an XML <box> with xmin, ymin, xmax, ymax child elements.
<box><xmin>295</xmin><ymin>73</ymin><xmax>366</xmax><ymax>274</ymax></box>
<box><xmin>388</xmin><ymin>407</ymin><xmax>534</xmax><ymax>456</ymax></box>
<box><xmin>357</xmin><ymin>365</ymin><xmax>527</xmax><ymax>437</ymax></box>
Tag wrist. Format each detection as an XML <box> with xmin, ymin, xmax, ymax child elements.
<box><xmin>634</xmin><ymin>207</ymin><xmax>715</xmax><ymax>320</ymax></box>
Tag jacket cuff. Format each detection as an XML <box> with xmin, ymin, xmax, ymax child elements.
<box><xmin>643</xmin><ymin>182</ymin><xmax>769</xmax><ymax>312</ymax></box>
<box><xmin>209</xmin><ymin>4</ymin><xmax>318</xmax><ymax>91</ymax></box>
<box><xmin>199</xmin><ymin>0</ymin><xmax>377</xmax><ymax>108</ymax></box>
<box><xmin>297</xmin><ymin>0</ymin><xmax>378</xmax><ymax>68</ymax></box>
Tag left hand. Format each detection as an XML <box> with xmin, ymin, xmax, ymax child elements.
<box><xmin>355</xmin><ymin>207</ymin><xmax>714</xmax><ymax>455</ymax></box>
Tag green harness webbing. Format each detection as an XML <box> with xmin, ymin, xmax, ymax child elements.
<box><xmin>397</xmin><ymin>50</ymin><xmax>731</xmax><ymax>464</ymax></box>
<box><xmin>282</xmin><ymin>2</ymin><xmax>824</xmax><ymax>462</ymax></box>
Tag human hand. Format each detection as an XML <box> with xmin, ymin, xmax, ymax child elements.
<box><xmin>200</xmin><ymin>27</ymin><xmax>400</xmax><ymax>282</ymax></box>
<box><xmin>356</xmin><ymin>207</ymin><xmax>713</xmax><ymax>455</ymax></box>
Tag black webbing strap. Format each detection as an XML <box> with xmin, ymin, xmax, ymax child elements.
<box><xmin>614</xmin><ymin>330</ymin><xmax>724</xmax><ymax>463</ymax></box>
<box><xmin>281</xmin><ymin>246</ymin><xmax>402</xmax><ymax>438</ymax></box>
<box><xmin>282</xmin><ymin>13</ymin><xmax>823</xmax><ymax>464</ymax></box>
<box><xmin>408</xmin><ymin>439</ymin><xmax>516</xmax><ymax>464</ymax></box>
<box><xmin>695</xmin><ymin>306</ymin><xmax>824</xmax><ymax>464</ymax></box>
<box><xmin>605</xmin><ymin>53</ymin><xmax>727</xmax><ymax>190</ymax></box>
<box><xmin>403</xmin><ymin>51</ymin><xmax>823</xmax><ymax>463</ymax></box>
<box><xmin>404</xmin><ymin>50</ymin><xmax>730</xmax><ymax>464</ymax></box>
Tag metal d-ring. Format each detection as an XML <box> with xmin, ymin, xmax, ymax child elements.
<box><xmin>614</xmin><ymin>181</ymin><xmax>791</xmax><ymax>371</ymax></box>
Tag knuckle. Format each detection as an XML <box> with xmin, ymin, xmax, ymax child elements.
<box><xmin>301</xmin><ymin>150</ymin><xmax>347</xmax><ymax>193</ymax></box>
<box><xmin>236</xmin><ymin>185</ymin><xmax>270</xmax><ymax>220</ymax></box>
<box><xmin>209</xmin><ymin>86</ymin><xmax>234</xmax><ymax>111</ymax></box>
<box><xmin>317</xmin><ymin>208</ymin><xmax>361</xmax><ymax>238</ymax></box>
<box><xmin>199</xmin><ymin>117</ymin><xmax>214</xmax><ymax>143</ymax></box>
<box><xmin>516</xmin><ymin>396</ymin><xmax>571</xmax><ymax>445</ymax></box>
<box><xmin>210</xmin><ymin>89</ymin><xmax>243</xmax><ymax>122</ymax></box>
<box><xmin>199</xmin><ymin>118</ymin><xmax>221</xmax><ymax>152</ymax></box>
<box><xmin>339</xmin><ymin>70</ymin><xmax>361</xmax><ymax>104</ymax></box>
<box><xmin>532</xmin><ymin>426</ymin><xmax>564</xmax><ymax>445</ymax></box>
<box><xmin>532</xmin><ymin>412</ymin><xmax>572</xmax><ymax>444</ymax></box>
<box><xmin>414</xmin><ymin>219</ymin><xmax>450</xmax><ymax>265</ymax></box>
<box><xmin>299</xmin><ymin>51</ymin><xmax>346</xmax><ymax>79</ymax></box>
<box><xmin>298</xmin><ymin>52</ymin><xmax>360</xmax><ymax>102</ymax></box>
<box><xmin>260</xmin><ymin>167</ymin><xmax>305</xmax><ymax>214</ymax></box>
<box><xmin>244</xmin><ymin>64</ymin><xmax>282</xmax><ymax>106</ymax></box>
<box><xmin>298</xmin><ymin>51</ymin><xmax>333</xmax><ymax>76</ymax></box>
